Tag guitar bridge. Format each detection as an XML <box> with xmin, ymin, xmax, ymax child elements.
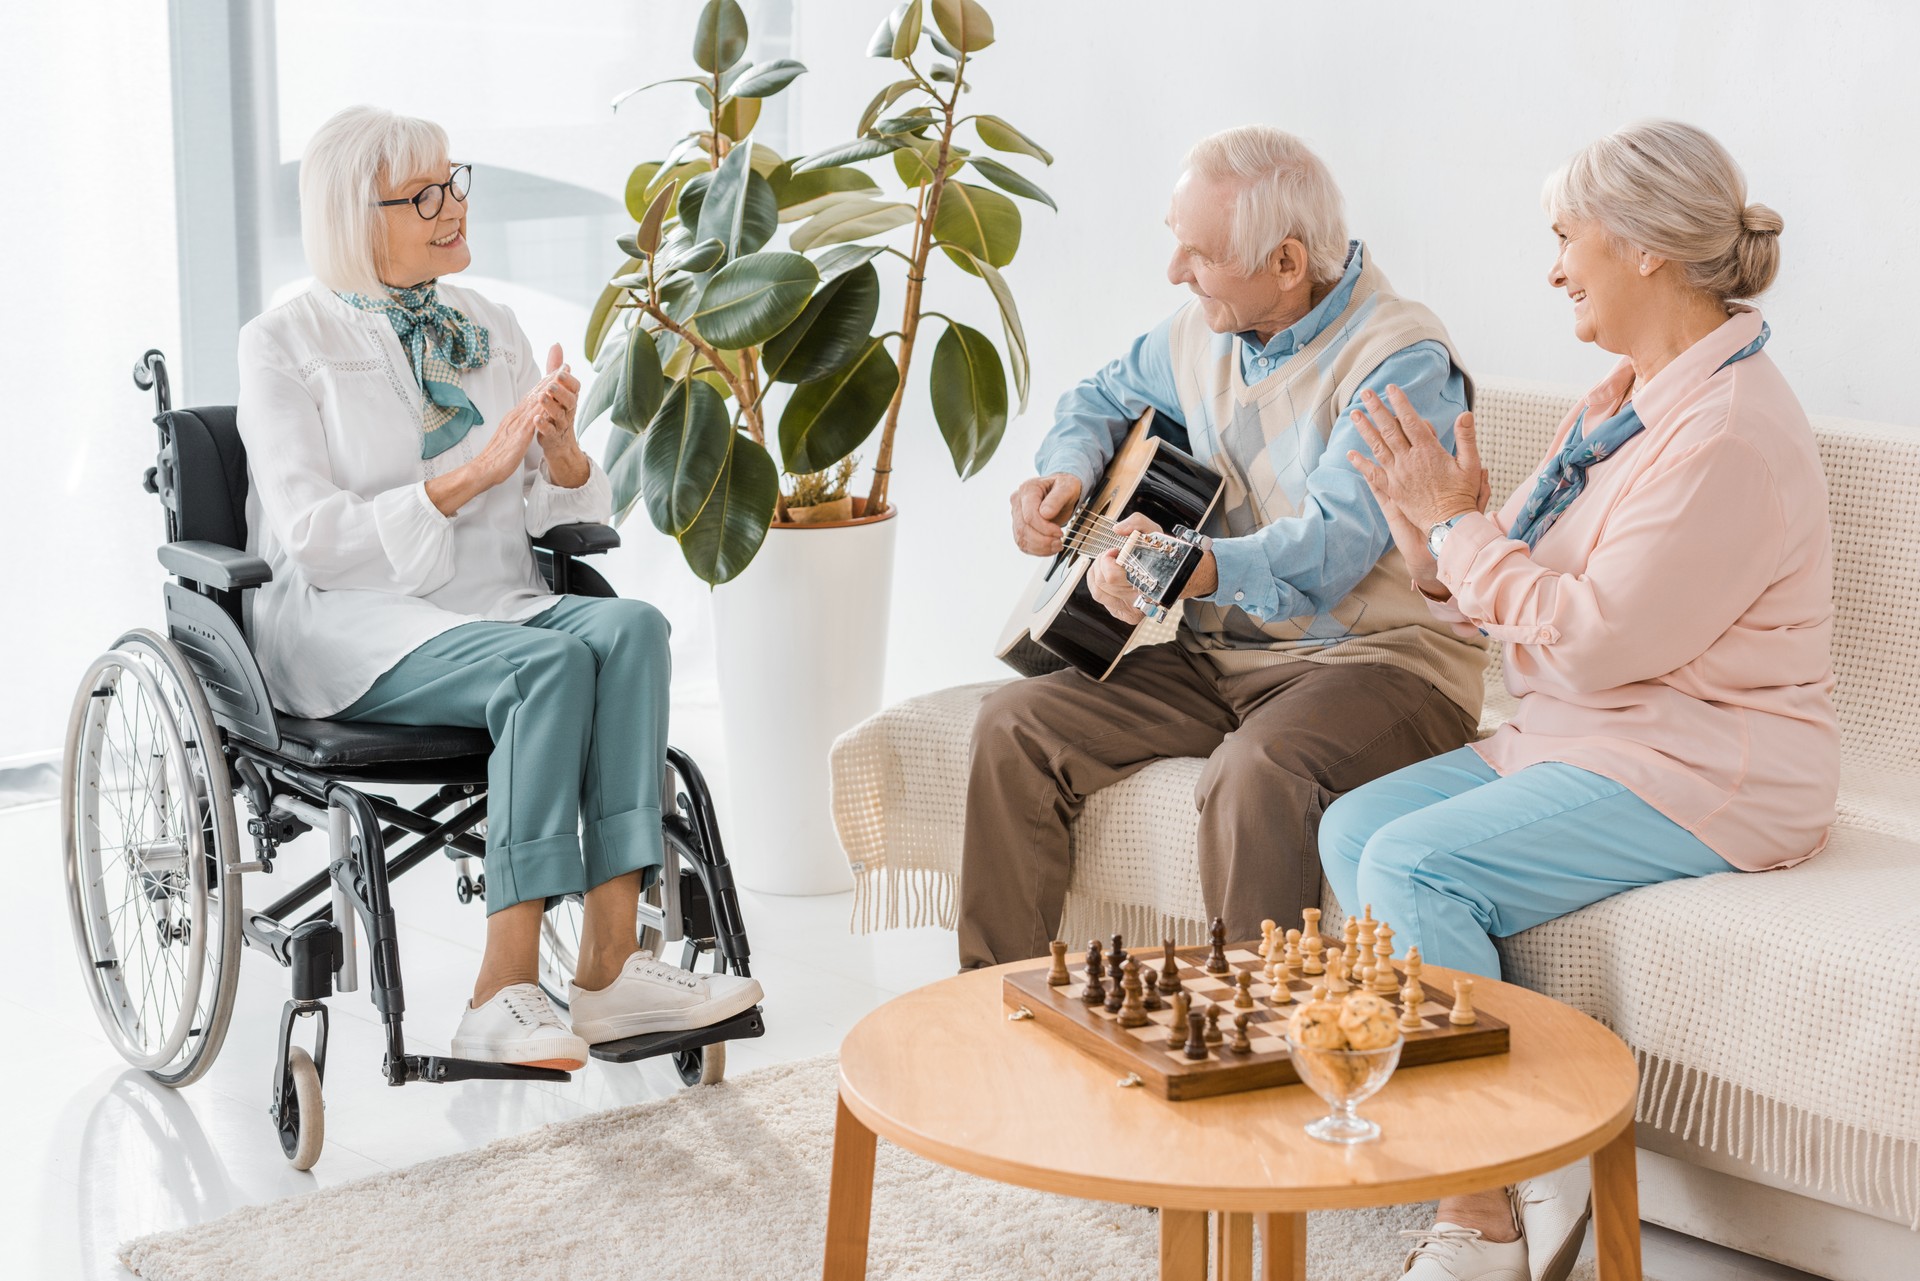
<box><xmin>1121</xmin><ymin>526</ymin><xmax>1206</xmax><ymax>610</ymax></box>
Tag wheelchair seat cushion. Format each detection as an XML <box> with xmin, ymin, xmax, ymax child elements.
<box><xmin>273</xmin><ymin>716</ymin><xmax>493</xmax><ymax>768</ymax></box>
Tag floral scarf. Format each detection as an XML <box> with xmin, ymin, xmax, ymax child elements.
<box><xmin>340</xmin><ymin>281</ymin><xmax>491</xmax><ymax>459</ymax></box>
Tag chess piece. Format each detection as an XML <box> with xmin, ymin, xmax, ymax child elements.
<box><xmin>1182</xmin><ymin>1009</ymin><xmax>1209</xmax><ymax>1059</ymax></box>
<box><xmin>1234</xmin><ymin>970</ymin><xmax>1255</xmax><ymax>1009</ymax></box>
<box><xmin>1373</xmin><ymin>923</ymin><xmax>1399</xmax><ymax>995</ymax></box>
<box><xmin>1170</xmin><ymin>990</ymin><xmax>1191</xmax><ymax>1034</ymax></box>
<box><xmin>1399</xmin><ymin>973</ymin><xmax>1424</xmax><ymax>1033</ymax></box>
<box><xmin>1403</xmin><ymin>946</ymin><xmax>1424</xmax><ymax>990</ymax></box>
<box><xmin>1355</xmin><ymin>910</ymin><xmax>1377</xmax><ymax>974</ymax></box>
<box><xmin>1300</xmin><ymin>909</ymin><xmax>1324</xmax><ymax>974</ymax></box>
<box><xmin>1342</xmin><ymin>917</ymin><xmax>1361</xmax><ymax>976</ymax></box>
<box><xmin>1117</xmin><ymin>959</ymin><xmax>1150</xmax><ymax>1028</ymax></box>
<box><xmin>1109</xmin><ymin>933</ymin><xmax>1129</xmax><ymax>975</ymax></box>
<box><xmin>1259</xmin><ymin>918</ymin><xmax>1278</xmax><ymax>959</ymax></box>
<box><xmin>1205</xmin><ymin>917</ymin><xmax>1230</xmax><ymax>974</ymax></box>
<box><xmin>1449</xmin><ymin>978</ymin><xmax>1478</xmax><ymax>1025</ymax></box>
<box><xmin>1203</xmin><ymin>1002</ymin><xmax>1224</xmax><ymax>1046</ymax></box>
<box><xmin>1158</xmin><ymin>938</ymin><xmax>1182</xmax><ymax>994</ymax></box>
<box><xmin>1105</xmin><ymin>966</ymin><xmax>1127</xmax><ymax>1014</ymax></box>
<box><xmin>1281</xmin><ymin>937</ymin><xmax>1301</xmax><ymax>982</ymax></box>
<box><xmin>1271</xmin><ymin>963</ymin><xmax>1296</xmax><ymax>1005</ymax></box>
<box><xmin>1140</xmin><ymin>967</ymin><xmax>1165</xmax><ymax>1011</ymax></box>
<box><xmin>1309</xmin><ymin>982</ymin><xmax>1328</xmax><ymax>1002</ymax></box>
<box><xmin>1229</xmin><ymin>1012</ymin><xmax>1253</xmax><ymax>1054</ymax></box>
<box><xmin>1047</xmin><ymin>940</ymin><xmax>1071</xmax><ymax>987</ymax></box>
<box><xmin>1081</xmin><ymin>943</ymin><xmax>1106</xmax><ymax>1006</ymax></box>
<box><xmin>1327</xmin><ymin>953</ymin><xmax>1350</xmax><ymax>995</ymax></box>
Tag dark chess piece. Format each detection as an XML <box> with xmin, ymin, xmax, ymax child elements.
<box><xmin>1140</xmin><ymin>967</ymin><xmax>1165</xmax><ymax>1011</ymax></box>
<box><xmin>1117</xmin><ymin>960</ymin><xmax>1149</xmax><ymax>1028</ymax></box>
<box><xmin>1229</xmin><ymin>1012</ymin><xmax>1253</xmax><ymax>1055</ymax></box>
<box><xmin>1081</xmin><ymin>942</ymin><xmax>1106</xmax><ymax>1006</ymax></box>
<box><xmin>1182</xmin><ymin>1009</ymin><xmax>1209</xmax><ymax>1060</ymax></box>
<box><xmin>1158</xmin><ymin>938</ymin><xmax>1182</xmax><ymax>994</ymax></box>
<box><xmin>1170</xmin><ymin>991</ymin><xmax>1191</xmax><ymax>1033</ymax></box>
<box><xmin>1203</xmin><ymin>1002</ymin><xmax>1223</xmax><ymax>1046</ymax></box>
<box><xmin>1104</xmin><ymin>965</ymin><xmax>1127</xmax><ymax>1014</ymax></box>
<box><xmin>1205</xmin><ymin>917</ymin><xmax>1231</xmax><ymax>974</ymax></box>
<box><xmin>1109</xmin><ymin>933</ymin><xmax>1129</xmax><ymax>975</ymax></box>
<box><xmin>1234</xmin><ymin>970</ymin><xmax>1255</xmax><ymax>1009</ymax></box>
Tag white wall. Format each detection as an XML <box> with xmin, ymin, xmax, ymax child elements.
<box><xmin>783</xmin><ymin>0</ymin><xmax>1920</xmax><ymax>705</ymax></box>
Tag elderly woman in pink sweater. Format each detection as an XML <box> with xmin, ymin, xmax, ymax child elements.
<box><xmin>1320</xmin><ymin>121</ymin><xmax>1838</xmax><ymax>1281</ymax></box>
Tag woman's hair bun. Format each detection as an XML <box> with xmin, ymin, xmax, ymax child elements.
<box><xmin>1741</xmin><ymin>203</ymin><xmax>1784</xmax><ymax>235</ymax></box>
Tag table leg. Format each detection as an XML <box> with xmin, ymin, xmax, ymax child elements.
<box><xmin>1590</xmin><ymin>1123</ymin><xmax>1644</xmax><ymax>1281</ymax></box>
<box><xmin>1215</xmin><ymin>1211</ymin><xmax>1255</xmax><ymax>1281</ymax></box>
<box><xmin>1256</xmin><ymin>1212</ymin><xmax>1306</xmax><ymax>1280</ymax></box>
<box><xmin>822</xmin><ymin>1094</ymin><xmax>877</xmax><ymax>1281</ymax></box>
<box><xmin>1158</xmin><ymin>1208</ymin><xmax>1208</xmax><ymax>1281</ymax></box>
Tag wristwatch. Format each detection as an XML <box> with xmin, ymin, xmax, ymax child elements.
<box><xmin>1425</xmin><ymin>512</ymin><xmax>1469</xmax><ymax>560</ymax></box>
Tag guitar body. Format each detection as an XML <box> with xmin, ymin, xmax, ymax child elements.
<box><xmin>997</xmin><ymin>410</ymin><xmax>1223</xmax><ymax>682</ymax></box>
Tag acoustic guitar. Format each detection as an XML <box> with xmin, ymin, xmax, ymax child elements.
<box><xmin>997</xmin><ymin>409</ymin><xmax>1223</xmax><ymax>681</ymax></box>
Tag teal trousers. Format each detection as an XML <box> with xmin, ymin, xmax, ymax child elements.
<box><xmin>338</xmin><ymin>596</ymin><xmax>671</xmax><ymax>914</ymax></box>
<box><xmin>1318</xmin><ymin>747</ymin><xmax>1734</xmax><ymax>980</ymax></box>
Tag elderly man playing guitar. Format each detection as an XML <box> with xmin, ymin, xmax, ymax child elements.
<box><xmin>961</xmin><ymin>126</ymin><xmax>1487</xmax><ymax>968</ymax></box>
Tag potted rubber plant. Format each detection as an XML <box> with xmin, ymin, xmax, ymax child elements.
<box><xmin>584</xmin><ymin>0</ymin><xmax>1051</xmax><ymax>893</ymax></box>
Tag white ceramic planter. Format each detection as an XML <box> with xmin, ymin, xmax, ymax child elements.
<box><xmin>710</xmin><ymin>504</ymin><xmax>898</xmax><ymax>895</ymax></box>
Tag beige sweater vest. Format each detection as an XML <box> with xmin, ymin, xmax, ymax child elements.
<box><xmin>1169</xmin><ymin>253</ymin><xmax>1489</xmax><ymax>718</ymax></box>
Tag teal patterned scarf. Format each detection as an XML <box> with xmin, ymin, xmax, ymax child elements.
<box><xmin>341</xmin><ymin>281</ymin><xmax>491</xmax><ymax>459</ymax></box>
<box><xmin>1508</xmin><ymin>321</ymin><xmax>1771</xmax><ymax>549</ymax></box>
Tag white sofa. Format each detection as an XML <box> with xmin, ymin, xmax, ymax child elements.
<box><xmin>829</xmin><ymin>378</ymin><xmax>1920</xmax><ymax>1280</ymax></box>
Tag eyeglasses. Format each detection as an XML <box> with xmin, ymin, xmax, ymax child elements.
<box><xmin>375</xmin><ymin>164</ymin><xmax>472</xmax><ymax>220</ymax></box>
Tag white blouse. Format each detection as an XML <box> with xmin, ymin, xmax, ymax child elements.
<box><xmin>235</xmin><ymin>281</ymin><xmax>613</xmax><ymax>718</ymax></box>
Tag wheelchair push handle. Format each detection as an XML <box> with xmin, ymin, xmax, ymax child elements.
<box><xmin>134</xmin><ymin>348</ymin><xmax>171</xmax><ymax>415</ymax></box>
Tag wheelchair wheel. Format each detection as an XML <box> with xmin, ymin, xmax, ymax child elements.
<box><xmin>674</xmin><ymin>1042</ymin><xmax>725</xmax><ymax>1086</ymax></box>
<box><xmin>277</xmin><ymin>1047</ymin><xmax>324</xmax><ymax>1170</ymax></box>
<box><xmin>63</xmin><ymin>629</ymin><xmax>242</xmax><ymax>1086</ymax></box>
<box><xmin>537</xmin><ymin>823</ymin><xmax>711</xmax><ymax>1009</ymax></box>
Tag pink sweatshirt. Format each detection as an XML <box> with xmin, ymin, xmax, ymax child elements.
<box><xmin>1431</xmin><ymin>306</ymin><xmax>1838</xmax><ymax>870</ymax></box>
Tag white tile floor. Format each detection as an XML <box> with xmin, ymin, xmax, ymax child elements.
<box><xmin>1</xmin><ymin>784</ymin><xmax>1819</xmax><ymax>1280</ymax></box>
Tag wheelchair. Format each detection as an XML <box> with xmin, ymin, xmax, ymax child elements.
<box><xmin>59</xmin><ymin>349</ymin><xmax>764</xmax><ymax>1169</ymax></box>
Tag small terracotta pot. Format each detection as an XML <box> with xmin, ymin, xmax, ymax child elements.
<box><xmin>774</xmin><ymin>497</ymin><xmax>895</xmax><ymax>530</ymax></box>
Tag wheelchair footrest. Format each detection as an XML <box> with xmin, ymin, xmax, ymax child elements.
<box><xmin>587</xmin><ymin>1005</ymin><xmax>766</xmax><ymax>1064</ymax></box>
<box><xmin>404</xmin><ymin>1054</ymin><xmax>573</xmax><ymax>1085</ymax></box>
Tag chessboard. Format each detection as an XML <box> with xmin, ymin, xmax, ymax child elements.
<box><xmin>1002</xmin><ymin>936</ymin><xmax>1509</xmax><ymax>1101</ymax></box>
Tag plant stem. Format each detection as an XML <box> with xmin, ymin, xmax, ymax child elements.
<box><xmin>863</xmin><ymin>49</ymin><xmax>965</xmax><ymax>515</ymax></box>
<box><xmin>640</xmin><ymin>297</ymin><xmax>762</xmax><ymax>448</ymax></box>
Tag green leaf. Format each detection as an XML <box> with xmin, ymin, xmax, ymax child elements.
<box><xmin>636</xmin><ymin>180</ymin><xmax>679</xmax><ymax>255</ymax></box>
<box><xmin>789</xmin><ymin>198</ymin><xmax>916</xmax><ymax>252</ymax></box>
<box><xmin>679</xmin><ymin>436</ymin><xmax>777</xmax><ymax>585</ymax></box>
<box><xmin>891</xmin><ymin>0</ymin><xmax>924</xmax><ymax>57</ymax></box>
<box><xmin>747</xmin><ymin>143</ymin><xmax>786</xmax><ymax>177</ymax></box>
<box><xmin>779</xmin><ymin>337</ymin><xmax>901</xmax><ymax>473</ymax></box>
<box><xmin>929</xmin><ymin>60</ymin><xmax>957</xmax><ymax>83</ymax></box>
<box><xmin>973</xmin><ymin>114</ymin><xmax>1053</xmax><ymax>165</ymax></box>
<box><xmin>585</xmin><ymin>257</ymin><xmax>644</xmax><ymax>362</ymax></box>
<box><xmin>695</xmin><ymin>144</ymin><xmax>780</xmax><ymax>258</ymax></box>
<box><xmin>942</xmin><ymin>244</ymin><xmax>1030</xmax><ymax>410</ymax></box>
<box><xmin>690</xmin><ymin>251</ymin><xmax>820</xmax><ymax>349</ymax></box>
<box><xmin>691</xmin><ymin>0</ymin><xmax>749</xmax><ymax>73</ymax></box>
<box><xmin>930</xmin><ymin>320</ymin><xmax>1008</xmax><ymax>478</ymax></box>
<box><xmin>764</xmin><ymin>262</ymin><xmax>881</xmax><ymax>384</ymax></box>
<box><xmin>623</xmin><ymin>163</ymin><xmax>662</xmax><ymax>222</ymax></box>
<box><xmin>659</xmin><ymin>237</ymin><xmax>726</xmax><ymax>276</ymax></box>
<box><xmin>611</xmin><ymin>77</ymin><xmax>709</xmax><ymax>112</ymax></box>
<box><xmin>780</xmin><ymin>187</ymin><xmax>889</xmax><ymax>225</ymax></box>
<box><xmin>965</xmin><ymin>154</ymin><xmax>1055</xmax><ymax>210</ymax></box>
<box><xmin>893</xmin><ymin>136</ymin><xmax>966</xmax><ymax>187</ymax></box>
<box><xmin>729</xmin><ymin>58</ymin><xmax>807</xmax><ymax>98</ymax></box>
<box><xmin>792</xmin><ymin>136</ymin><xmax>905</xmax><ymax>172</ymax></box>
<box><xmin>929</xmin><ymin>30</ymin><xmax>961</xmax><ymax>60</ymax></box>
<box><xmin>616</xmin><ymin>230</ymin><xmax>644</xmax><ymax>259</ymax></box>
<box><xmin>605</xmin><ymin>420</ymin><xmax>646</xmax><ymax>522</ymax></box>
<box><xmin>714</xmin><ymin>95</ymin><xmax>761</xmax><ymax>141</ymax></box>
<box><xmin>857</xmin><ymin>78</ymin><xmax>921</xmax><ymax>135</ymax></box>
<box><xmin>614</xmin><ymin>327</ymin><xmax>665</xmax><ymax>431</ymax></box>
<box><xmin>580</xmin><ymin>333</ymin><xmax>628</xmax><ymax>429</ymax></box>
<box><xmin>872</xmin><ymin>109</ymin><xmax>935</xmax><ymax>136</ymax></box>
<box><xmin>810</xmin><ymin>243</ymin><xmax>886</xmax><ymax>284</ymax></box>
<box><xmin>643</xmin><ymin>379</ymin><xmax>734</xmax><ymax>536</ymax></box>
<box><xmin>775</xmin><ymin>166</ymin><xmax>880</xmax><ymax>217</ymax></box>
<box><xmin>932</xmin><ymin>181</ymin><xmax>1021</xmax><ymax>268</ymax></box>
<box><xmin>930</xmin><ymin>0</ymin><xmax>995</xmax><ymax>51</ymax></box>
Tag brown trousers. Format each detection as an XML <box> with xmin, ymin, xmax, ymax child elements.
<box><xmin>957</xmin><ymin>643</ymin><xmax>1478</xmax><ymax>967</ymax></box>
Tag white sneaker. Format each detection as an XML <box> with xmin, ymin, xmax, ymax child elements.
<box><xmin>452</xmin><ymin>983</ymin><xmax>589</xmax><ymax>1070</ymax></box>
<box><xmin>1400</xmin><ymin>1223</ymin><xmax>1529</xmax><ymax>1280</ymax></box>
<box><xmin>1516</xmin><ymin>1161</ymin><xmax>1592</xmax><ymax>1281</ymax></box>
<box><xmin>567</xmin><ymin>951</ymin><xmax>764</xmax><ymax>1044</ymax></box>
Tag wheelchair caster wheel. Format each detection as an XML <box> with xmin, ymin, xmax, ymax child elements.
<box><xmin>455</xmin><ymin>873</ymin><xmax>485</xmax><ymax>905</ymax></box>
<box><xmin>276</xmin><ymin>1046</ymin><xmax>325</xmax><ymax>1170</ymax></box>
<box><xmin>674</xmin><ymin>1041</ymin><xmax>725</xmax><ymax>1086</ymax></box>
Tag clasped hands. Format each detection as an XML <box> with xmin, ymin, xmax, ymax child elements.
<box><xmin>1345</xmin><ymin>385</ymin><xmax>1491</xmax><ymax>599</ymax></box>
<box><xmin>427</xmin><ymin>344</ymin><xmax>585</xmax><ymax>516</ymax></box>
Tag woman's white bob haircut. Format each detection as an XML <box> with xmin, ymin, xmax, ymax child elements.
<box><xmin>300</xmin><ymin>105</ymin><xmax>451</xmax><ymax>296</ymax></box>
<box><xmin>1182</xmin><ymin>126</ymin><xmax>1349</xmax><ymax>284</ymax></box>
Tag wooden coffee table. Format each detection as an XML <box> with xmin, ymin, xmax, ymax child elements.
<box><xmin>823</xmin><ymin>961</ymin><xmax>1643</xmax><ymax>1280</ymax></box>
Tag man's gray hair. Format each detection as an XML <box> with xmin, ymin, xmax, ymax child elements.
<box><xmin>300</xmin><ymin>105</ymin><xmax>450</xmax><ymax>296</ymax></box>
<box><xmin>1182</xmin><ymin>126</ymin><xmax>1349</xmax><ymax>284</ymax></box>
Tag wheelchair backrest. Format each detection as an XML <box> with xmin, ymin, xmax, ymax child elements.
<box><xmin>152</xmin><ymin>405</ymin><xmax>250</xmax><ymax>551</ymax></box>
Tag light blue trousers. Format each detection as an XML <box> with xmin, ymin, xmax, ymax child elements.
<box><xmin>338</xmin><ymin>595</ymin><xmax>671</xmax><ymax>914</ymax></box>
<box><xmin>1318</xmin><ymin>747</ymin><xmax>1734</xmax><ymax>979</ymax></box>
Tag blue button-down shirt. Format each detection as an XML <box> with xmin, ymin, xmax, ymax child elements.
<box><xmin>1036</xmin><ymin>243</ymin><xmax>1469</xmax><ymax>623</ymax></box>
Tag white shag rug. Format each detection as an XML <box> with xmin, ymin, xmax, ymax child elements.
<box><xmin>122</xmin><ymin>1055</ymin><xmax>1628</xmax><ymax>1280</ymax></box>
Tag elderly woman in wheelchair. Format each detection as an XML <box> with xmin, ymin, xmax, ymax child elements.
<box><xmin>239</xmin><ymin>105</ymin><xmax>762</xmax><ymax>1069</ymax></box>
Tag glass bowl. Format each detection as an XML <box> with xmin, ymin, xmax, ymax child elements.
<box><xmin>1284</xmin><ymin>1033</ymin><xmax>1404</xmax><ymax>1144</ymax></box>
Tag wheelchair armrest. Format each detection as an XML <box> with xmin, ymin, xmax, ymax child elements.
<box><xmin>533</xmin><ymin>523</ymin><xmax>620</xmax><ymax>557</ymax></box>
<box><xmin>158</xmin><ymin>539</ymin><xmax>272</xmax><ymax>591</ymax></box>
